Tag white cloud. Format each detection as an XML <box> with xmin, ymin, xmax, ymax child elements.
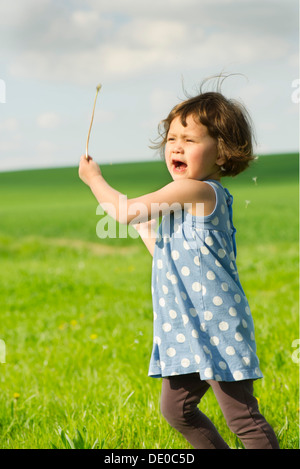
<box><xmin>37</xmin><ymin>112</ymin><xmax>61</xmax><ymax>129</ymax></box>
<box><xmin>5</xmin><ymin>0</ymin><xmax>297</xmax><ymax>85</ymax></box>
<box><xmin>0</xmin><ymin>117</ymin><xmax>19</xmax><ymax>132</ymax></box>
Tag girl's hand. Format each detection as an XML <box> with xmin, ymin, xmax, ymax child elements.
<box><xmin>79</xmin><ymin>155</ymin><xmax>102</xmax><ymax>186</ymax></box>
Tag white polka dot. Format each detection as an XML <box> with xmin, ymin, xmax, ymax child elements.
<box><xmin>192</xmin><ymin>329</ymin><xmax>199</xmax><ymax>338</ymax></box>
<box><xmin>229</xmin><ymin>251</ymin><xmax>235</xmax><ymax>260</ymax></box>
<box><xmin>159</xmin><ymin>297</ymin><xmax>165</xmax><ymax>307</ymax></box>
<box><xmin>226</xmin><ymin>346</ymin><xmax>235</xmax><ymax>356</ymax></box>
<box><xmin>157</xmin><ymin>259</ymin><xmax>163</xmax><ymax>269</ymax></box>
<box><xmin>194</xmin><ymin>255</ymin><xmax>200</xmax><ymax>266</ymax></box>
<box><xmin>213</xmin><ymin>296</ymin><xmax>223</xmax><ymax>306</ymax></box>
<box><xmin>204</xmin><ymin>310</ymin><xmax>213</xmax><ymax>321</ymax></box>
<box><xmin>171</xmin><ymin>250</ymin><xmax>180</xmax><ymax>260</ymax></box>
<box><xmin>251</xmin><ymin>332</ymin><xmax>255</xmax><ymax>341</ymax></box>
<box><xmin>215</xmin><ymin>374</ymin><xmax>222</xmax><ymax>381</ymax></box>
<box><xmin>176</xmin><ymin>333</ymin><xmax>186</xmax><ymax>343</ymax></box>
<box><xmin>202</xmin><ymin>285</ymin><xmax>207</xmax><ymax>295</ymax></box>
<box><xmin>174</xmin><ymin>223</ymin><xmax>180</xmax><ymax>233</ymax></box>
<box><xmin>200</xmin><ymin>246</ymin><xmax>209</xmax><ymax>255</ymax></box>
<box><xmin>162</xmin><ymin>285</ymin><xmax>168</xmax><ymax>294</ymax></box>
<box><xmin>153</xmin><ymin>311</ymin><xmax>157</xmax><ymax>320</ymax></box>
<box><xmin>234</xmin><ymin>294</ymin><xmax>241</xmax><ymax>303</ymax></box>
<box><xmin>203</xmin><ymin>345</ymin><xmax>210</xmax><ymax>354</ymax></box>
<box><xmin>204</xmin><ymin>367</ymin><xmax>214</xmax><ymax>378</ymax></box>
<box><xmin>206</xmin><ymin>270</ymin><xmax>216</xmax><ymax>280</ymax></box>
<box><xmin>242</xmin><ymin>319</ymin><xmax>248</xmax><ymax>328</ymax></box>
<box><xmin>215</xmin><ymin>259</ymin><xmax>221</xmax><ymax>267</ymax></box>
<box><xmin>227</xmin><ymin>220</ymin><xmax>231</xmax><ymax>230</ymax></box>
<box><xmin>166</xmin><ymin>271</ymin><xmax>171</xmax><ymax>280</ymax></box>
<box><xmin>169</xmin><ymin>309</ymin><xmax>177</xmax><ymax>319</ymax></box>
<box><xmin>219</xmin><ymin>361</ymin><xmax>227</xmax><ymax>370</ymax></box>
<box><xmin>154</xmin><ymin>336</ymin><xmax>161</xmax><ymax>345</ymax></box>
<box><xmin>230</xmin><ymin>262</ymin><xmax>235</xmax><ymax>270</ymax></box>
<box><xmin>210</xmin><ymin>336</ymin><xmax>219</xmax><ymax>346</ymax></box>
<box><xmin>242</xmin><ymin>357</ymin><xmax>250</xmax><ymax>366</ymax></box>
<box><xmin>235</xmin><ymin>333</ymin><xmax>243</xmax><ymax>342</ymax></box>
<box><xmin>192</xmin><ymin>282</ymin><xmax>202</xmax><ymax>292</ymax></box>
<box><xmin>182</xmin><ymin>314</ymin><xmax>189</xmax><ymax>325</ymax></box>
<box><xmin>194</xmin><ymin>354</ymin><xmax>201</xmax><ymax>364</ymax></box>
<box><xmin>189</xmin><ymin>308</ymin><xmax>197</xmax><ymax>317</ymax></box>
<box><xmin>162</xmin><ymin>323</ymin><xmax>172</xmax><ymax>332</ymax></box>
<box><xmin>200</xmin><ymin>323</ymin><xmax>206</xmax><ymax>331</ymax></box>
<box><xmin>205</xmin><ymin>236</ymin><xmax>214</xmax><ymax>246</ymax></box>
<box><xmin>219</xmin><ymin>321</ymin><xmax>229</xmax><ymax>331</ymax></box>
<box><xmin>245</xmin><ymin>306</ymin><xmax>251</xmax><ymax>315</ymax></box>
<box><xmin>218</xmin><ymin>249</ymin><xmax>226</xmax><ymax>258</ymax></box>
<box><xmin>166</xmin><ymin>347</ymin><xmax>176</xmax><ymax>357</ymax></box>
<box><xmin>212</xmin><ymin>216</ymin><xmax>219</xmax><ymax>226</ymax></box>
<box><xmin>221</xmin><ymin>282</ymin><xmax>229</xmax><ymax>291</ymax></box>
<box><xmin>181</xmin><ymin>266</ymin><xmax>190</xmax><ymax>276</ymax></box>
<box><xmin>181</xmin><ymin>358</ymin><xmax>190</xmax><ymax>368</ymax></box>
<box><xmin>221</xmin><ymin>204</ymin><xmax>226</xmax><ymax>214</ymax></box>
<box><xmin>180</xmin><ymin>291</ymin><xmax>187</xmax><ymax>300</ymax></box>
<box><xmin>229</xmin><ymin>307</ymin><xmax>237</xmax><ymax>316</ymax></box>
<box><xmin>255</xmin><ymin>368</ymin><xmax>261</xmax><ymax>376</ymax></box>
<box><xmin>170</xmin><ymin>274</ymin><xmax>178</xmax><ymax>285</ymax></box>
<box><xmin>183</xmin><ymin>240</ymin><xmax>190</xmax><ymax>250</ymax></box>
<box><xmin>160</xmin><ymin>361</ymin><xmax>166</xmax><ymax>371</ymax></box>
<box><xmin>233</xmin><ymin>371</ymin><xmax>244</xmax><ymax>380</ymax></box>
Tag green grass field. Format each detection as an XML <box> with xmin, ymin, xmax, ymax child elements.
<box><xmin>0</xmin><ymin>153</ymin><xmax>299</xmax><ymax>449</ymax></box>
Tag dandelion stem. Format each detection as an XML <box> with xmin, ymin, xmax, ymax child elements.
<box><xmin>85</xmin><ymin>84</ymin><xmax>102</xmax><ymax>159</ymax></box>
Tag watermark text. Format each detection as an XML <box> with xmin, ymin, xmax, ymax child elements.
<box><xmin>0</xmin><ymin>339</ymin><xmax>6</xmax><ymax>363</ymax></box>
<box><xmin>0</xmin><ymin>78</ymin><xmax>6</xmax><ymax>103</ymax></box>
<box><xmin>291</xmin><ymin>339</ymin><xmax>300</xmax><ymax>364</ymax></box>
<box><xmin>291</xmin><ymin>78</ymin><xmax>300</xmax><ymax>104</ymax></box>
<box><xmin>96</xmin><ymin>197</ymin><xmax>204</xmax><ymax>239</ymax></box>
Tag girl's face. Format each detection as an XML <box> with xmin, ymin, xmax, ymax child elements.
<box><xmin>165</xmin><ymin>114</ymin><xmax>224</xmax><ymax>181</ymax></box>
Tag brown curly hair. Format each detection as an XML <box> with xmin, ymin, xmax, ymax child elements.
<box><xmin>151</xmin><ymin>82</ymin><xmax>256</xmax><ymax>177</ymax></box>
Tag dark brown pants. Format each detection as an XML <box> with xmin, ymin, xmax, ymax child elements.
<box><xmin>161</xmin><ymin>373</ymin><xmax>279</xmax><ymax>449</ymax></box>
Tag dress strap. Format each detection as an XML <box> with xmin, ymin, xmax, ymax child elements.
<box><xmin>224</xmin><ymin>188</ymin><xmax>237</xmax><ymax>259</ymax></box>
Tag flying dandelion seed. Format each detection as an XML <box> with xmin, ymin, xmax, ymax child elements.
<box><xmin>245</xmin><ymin>200</ymin><xmax>251</xmax><ymax>208</ymax></box>
<box><xmin>252</xmin><ymin>177</ymin><xmax>258</xmax><ymax>185</ymax></box>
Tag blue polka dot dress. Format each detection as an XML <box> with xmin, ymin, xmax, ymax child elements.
<box><xmin>148</xmin><ymin>180</ymin><xmax>263</xmax><ymax>382</ymax></box>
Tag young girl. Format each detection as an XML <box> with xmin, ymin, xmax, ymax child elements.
<box><xmin>78</xmin><ymin>88</ymin><xmax>279</xmax><ymax>449</ymax></box>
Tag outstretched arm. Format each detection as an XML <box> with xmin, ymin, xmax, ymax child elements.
<box><xmin>79</xmin><ymin>155</ymin><xmax>215</xmax><ymax>224</ymax></box>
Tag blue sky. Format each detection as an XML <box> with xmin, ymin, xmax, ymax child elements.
<box><xmin>0</xmin><ymin>0</ymin><xmax>298</xmax><ymax>171</ymax></box>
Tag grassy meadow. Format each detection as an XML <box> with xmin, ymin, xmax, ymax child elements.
<box><xmin>0</xmin><ymin>153</ymin><xmax>299</xmax><ymax>449</ymax></box>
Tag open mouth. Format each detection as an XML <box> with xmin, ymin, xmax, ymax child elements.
<box><xmin>172</xmin><ymin>159</ymin><xmax>188</xmax><ymax>172</ymax></box>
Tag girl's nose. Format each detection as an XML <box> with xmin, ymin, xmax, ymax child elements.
<box><xmin>173</xmin><ymin>145</ymin><xmax>184</xmax><ymax>153</ymax></box>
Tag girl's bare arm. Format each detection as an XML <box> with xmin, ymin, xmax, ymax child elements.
<box><xmin>78</xmin><ymin>155</ymin><xmax>215</xmax><ymax>224</ymax></box>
